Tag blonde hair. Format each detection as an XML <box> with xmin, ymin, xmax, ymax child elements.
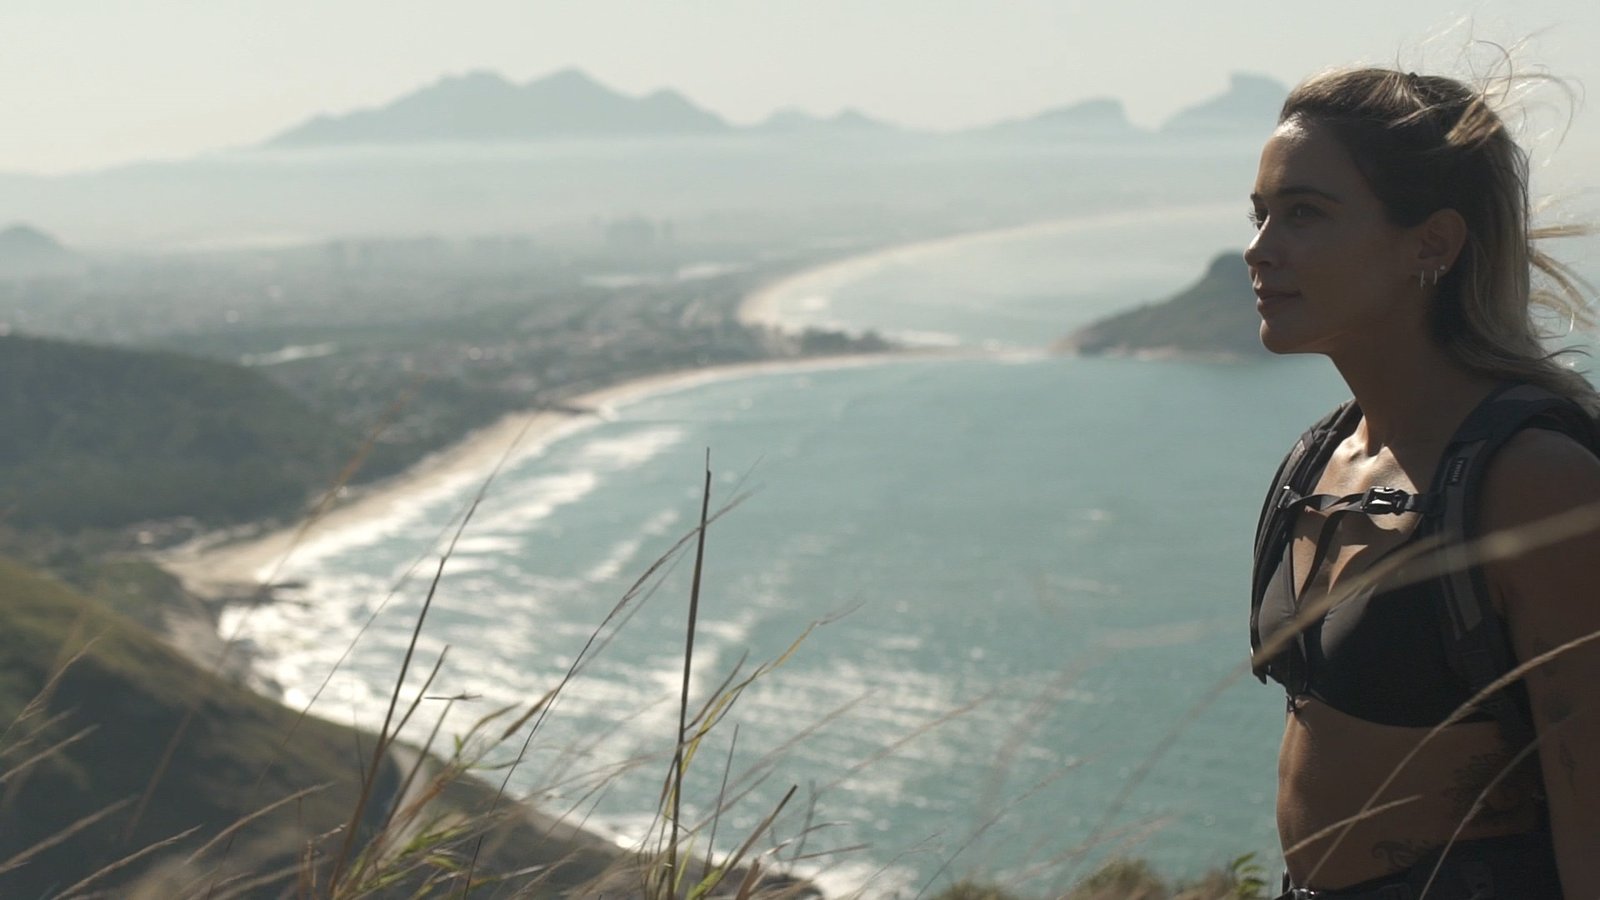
<box><xmin>1281</xmin><ymin>66</ymin><xmax>1594</xmax><ymax>399</ymax></box>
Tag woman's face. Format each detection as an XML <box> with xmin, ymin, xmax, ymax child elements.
<box><xmin>1244</xmin><ymin>117</ymin><xmax>1425</xmax><ymax>357</ymax></box>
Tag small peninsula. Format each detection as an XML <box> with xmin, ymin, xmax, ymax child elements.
<box><xmin>1056</xmin><ymin>252</ymin><xmax>1264</xmax><ymax>360</ymax></box>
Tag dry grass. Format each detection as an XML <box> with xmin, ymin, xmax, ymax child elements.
<box><xmin>14</xmin><ymin>416</ymin><xmax>1599</xmax><ymax>899</ymax></box>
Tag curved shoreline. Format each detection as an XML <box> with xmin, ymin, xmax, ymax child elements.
<box><xmin>160</xmin><ymin>353</ymin><xmax>945</xmax><ymax>597</ymax></box>
<box><xmin>736</xmin><ymin>200</ymin><xmax>1237</xmax><ymax>332</ymax></box>
<box><xmin>165</xmin><ymin>209</ymin><xmax>1144</xmax><ymax>600</ymax></box>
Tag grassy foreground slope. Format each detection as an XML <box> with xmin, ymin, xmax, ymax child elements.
<box><xmin>0</xmin><ymin>556</ymin><xmax>370</xmax><ymax>895</ymax></box>
<box><xmin>0</xmin><ymin>557</ymin><xmax>633</xmax><ymax>898</ymax></box>
<box><xmin>0</xmin><ymin>333</ymin><xmax>360</xmax><ymax>530</ymax></box>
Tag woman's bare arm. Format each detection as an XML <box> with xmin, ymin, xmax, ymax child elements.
<box><xmin>1483</xmin><ymin>428</ymin><xmax>1600</xmax><ymax>897</ymax></box>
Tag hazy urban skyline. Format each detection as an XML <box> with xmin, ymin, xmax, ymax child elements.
<box><xmin>5</xmin><ymin>0</ymin><xmax>1600</xmax><ymax>175</ymax></box>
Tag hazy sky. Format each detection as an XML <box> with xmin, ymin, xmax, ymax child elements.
<box><xmin>5</xmin><ymin>0</ymin><xmax>1600</xmax><ymax>175</ymax></box>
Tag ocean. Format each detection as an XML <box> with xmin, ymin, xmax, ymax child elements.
<box><xmin>222</xmin><ymin>207</ymin><xmax>1362</xmax><ymax>896</ymax></box>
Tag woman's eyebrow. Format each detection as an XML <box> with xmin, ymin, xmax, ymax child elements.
<box><xmin>1250</xmin><ymin>185</ymin><xmax>1343</xmax><ymax>204</ymax></box>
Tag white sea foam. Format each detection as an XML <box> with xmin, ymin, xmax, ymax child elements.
<box><xmin>470</xmin><ymin>470</ymin><xmax>601</xmax><ymax>535</ymax></box>
<box><xmin>575</xmin><ymin>425</ymin><xmax>686</xmax><ymax>469</ymax></box>
<box><xmin>583</xmin><ymin>535</ymin><xmax>646</xmax><ymax>584</ymax></box>
<box><xmin>220</xmin><ymin>215</ymin><xmax>1308</xmax><ymax>888</ymax></box>
<box><xmin>449</xmin><ymin>534</ymin><xmax>523</xmax><ymax>555</ymax></box>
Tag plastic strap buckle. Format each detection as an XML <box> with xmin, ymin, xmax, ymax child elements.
<box><xmin>1360</xmin><ymin>486</ymin><xmax>1415</xmax><ymax>515</ymax></box>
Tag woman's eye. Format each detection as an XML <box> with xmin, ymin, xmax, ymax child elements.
<box><xmin>1247</xmin><ymin>210</ymin><xmax>1267</xmax><ymax>229</ymax></box>
<box><xmin>1288</xmin><ymin>204</ymin><xmax>1320</xmax><ymax>220</ymax></box>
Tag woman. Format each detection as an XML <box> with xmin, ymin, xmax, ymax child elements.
<box><xmin>1245</xmin><ymin>67</ymin><xmax>1600</xmax><ymax>898</ymax></box>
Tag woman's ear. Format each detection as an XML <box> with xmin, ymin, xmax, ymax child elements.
<box><xmin>1415</xmin><ymin>207</ymin><xmax>1468</xmax><ymax>271</ymax></box>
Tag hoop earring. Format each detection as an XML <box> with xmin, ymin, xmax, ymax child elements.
<box><xmin>1418</xmin><ymin>271</ymin><xmax>1426</xmax><ymax>289</ymax></box>
<box><xmin>1431</xmin><ymin>265</ymin><xmax>1446</xmax><ymax>287</ymax></box>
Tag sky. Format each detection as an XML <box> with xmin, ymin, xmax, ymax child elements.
<box><xmin>4</xmin><ymin>0</ymin><xmax>1600</xmax><ymax>175</ymax></box>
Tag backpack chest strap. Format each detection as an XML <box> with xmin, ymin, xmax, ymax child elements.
<box><xmin>1277</xmin><ymin>485</ymin><xmax>1439</xmax><ymax>518</ymax></box>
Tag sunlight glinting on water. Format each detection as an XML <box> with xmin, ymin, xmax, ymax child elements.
<box><xmin>218</xmin><ymin>210</ymin><xmax>1350</xmax><ymax>895</ymax></box>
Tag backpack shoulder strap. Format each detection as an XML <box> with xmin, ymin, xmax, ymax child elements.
<box><xmin>1250</xmin><ymin>400</ymin><xmax>1359</xmax><ymax>681</ymax></box>
<box><xmin>1422</xmin><ymin>382</ymin><xmax>1600</xmax><ymax>745</ymax></box>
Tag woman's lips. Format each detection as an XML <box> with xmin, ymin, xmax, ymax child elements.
<box><xmin>1254</xmin><ymin>288</ymin><xmax>1300</xmax><ymax>314</ymax></box>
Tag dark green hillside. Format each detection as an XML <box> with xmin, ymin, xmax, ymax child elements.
<box><xmin>0</xmin><ymin>557</ymin><xmax>721</xmax><ymax>897</ymax></box>
<box><xmin>1058</xmin><ymin>253</ymin><xmax>1265</xmax><ymax>360</ymax></box>
<box><xmin>0</xmin><ymin>334</ymin><xmax>360</xmax><ymax>529</ymax></box>
<box><xmin>0</xmin><ymin>557</ymin><xmax>379</xmax><ymax>896</ymax></box>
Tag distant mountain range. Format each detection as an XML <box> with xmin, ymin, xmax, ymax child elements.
<box><xmin>270</xmin><ymin>69</ymin><xmax>731</xmax><ymax>145</ymax></box>
<box><xmin>982</xmin><ymin>98</ymin><xmax>1137</xmax><ymax>139</ymax></box>
<box><xmin>751</xmin><ymin>106</ymin><xmax>899</xmax><ymax>134</ymax></box>
<box><xmin>266</xmin><ymin>68</ymin><xmax>1284</xmax><ymax>147</ymax></box>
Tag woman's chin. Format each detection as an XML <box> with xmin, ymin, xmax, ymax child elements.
<box><xmin>1258</xmin><ymin>321</ymin><xmax>1314</xmax><ymax>356</ymax></box>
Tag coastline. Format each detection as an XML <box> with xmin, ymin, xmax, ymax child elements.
<box><xmin>135</xmin><ymin>211</ymin><xmax>1273</xmax><ymax>894</ymax></box>
<box><xmin>163</xmin><ymin>209</ymin><xmax>1119</xmax><ymax>603</ymax></box>
<box><xmin>737</xmin><ymin>201</ymin><xmax>1236</xmax><ymax>333</ymax></box>
<box><xmin>159</xmin><ymin>352</ymin><xmax>936</xmax><ymax>600</ymax></box>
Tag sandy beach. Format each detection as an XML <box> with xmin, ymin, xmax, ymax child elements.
<box><xmin>159</xmin><ymin>353</ymin><xmax>921</xmax><ymax>599</ymax></box>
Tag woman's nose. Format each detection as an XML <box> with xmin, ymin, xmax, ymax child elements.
<box><xmin>1243</xmin><ymin>225</ymin><xmax>1273</xmax><ymax>270</ymax></box>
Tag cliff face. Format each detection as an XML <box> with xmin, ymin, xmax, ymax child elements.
<box><xmin>1057</xmin><ymin>252</ymin><xmax>1267</xmax><ymax>360</ymax></box>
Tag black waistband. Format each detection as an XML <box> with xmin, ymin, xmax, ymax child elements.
<box><xmin>1274</xmin><ymin>831</ymin><xmax>1559</xmax><ymax>900</ymax></box>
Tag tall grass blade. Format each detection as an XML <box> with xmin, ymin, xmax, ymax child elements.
<box><xmin>0</xmin><ymin>796</ymin><xmax>133</xmax><ymax>877</ymax></box>
<box><xmin>0</xmin><ymin>723</ymin><xmax>96</xmax><ymax>786</ymax></box>
<box><xmin>0</xmin><ymin>633</ymin><xmax>98</xmax><ymax>749</ymax></box>
<box><xmin>668</xmin><ymin>449</ymin><xmax>715</xmax><ymax>893</ymax></box>
<box><xmin>182</xmin><ymin>784</ymin><xmax>331</xmax><ymax>867</ymax></box>
<box><xmin>54</xmin><ymin>824</ymin><xmax>201</xmax><ymax>898</ymax></box>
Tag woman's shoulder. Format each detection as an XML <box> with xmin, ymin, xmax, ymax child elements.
<box><xmin>1485</xmin><ymin>425</ymin><xmax>1600</xmax><ymax>509</ymax></box>
<box><xmin>1480</xmin><ymin>422</ymin><xmax>1600</xmax><ymax>611</ymax></box>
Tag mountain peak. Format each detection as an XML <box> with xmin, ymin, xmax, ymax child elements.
<box><xmin>753</xmin><ymin>106</ymin><xmax>896</xmax><ymax>133</ymax></box>
<box><xmin>525</xmin><ymin>67</ymin><xmax>611</xmax><ymax>96</ymax></box>
<box><xmin>0</xmin><ymin>223</ymin><xmax>77</xmax><ymax>276</ymax></box>
<box><xmin>983</xmin><ymin>96</ymin><xmax>1136</xmax><ymax>139</ymax></box>
<box><xmin>1160</xmin><ymin>72</ymin><xmax>1286</xmax><ymax>136</ymax></box>
<box><xmin>446</xmin><ymin>69</ymin><xmax>514</xmax><ymax>87</ymax></box>
<box><xmin>265</xmin><ymin>67</ymin><xmax>728</xmax><ymax>146</ymax></box>
<box><xmin>0</xmin><ymin>223</ymin><xmax>65</xmax><ymax>252</ymax></box>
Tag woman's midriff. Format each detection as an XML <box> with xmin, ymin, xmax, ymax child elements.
<box><xmin>1277</xmin><ymin>695</ymin><xmax>1544</xmax><ymax>889</ymax></box>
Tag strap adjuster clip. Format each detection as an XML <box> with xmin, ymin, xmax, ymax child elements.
<box><xmin>1360</xmin><ymin>486</ymin><xmax>1418</xmax><ymax>515</ymax></box>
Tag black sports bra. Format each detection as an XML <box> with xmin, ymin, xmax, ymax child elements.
<box><xmin>1255</xmin><ymin>522</ymin><xmax>1490</xmax><ymax>726</ymax></box>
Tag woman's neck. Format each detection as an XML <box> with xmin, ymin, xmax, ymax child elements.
<box><xmin>1329</xmin><ymin>340</ymin><xmax>1498</xmax><ymax>460</ymax></box>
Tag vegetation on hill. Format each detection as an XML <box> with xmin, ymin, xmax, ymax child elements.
<box><xmin>0</xmin><ymin>556</ymin><xmax>379</xmax><ymax>895</ymax></box>
<box><xmin>1057</xmin><ymin>253</ymin><xmax>1264</xmax><ymax>360</ymax></box>
<box><xmin>0</xmin><ymin>556</ymin><xmax>665</xmax><ymax>897</ymax></box>
<box><xmin>0</xmin><ymin>334</ymin><xmax>362</xmax><ymax>530</ymax></box>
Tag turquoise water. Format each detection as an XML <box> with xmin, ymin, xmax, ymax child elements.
<box><xmin>226</xmin><ymin>212</ymin><xmax>1361</xmax><ymax>896</ymax></box>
